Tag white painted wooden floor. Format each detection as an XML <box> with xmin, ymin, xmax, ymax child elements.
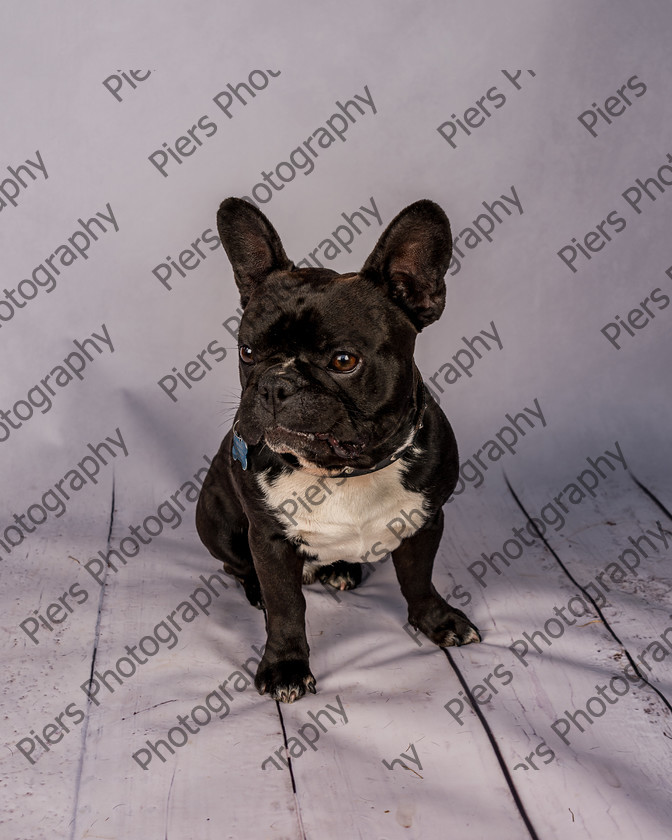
<box><xmin>3</xmin><ymin>467</ymin><xmax>672</xmax><ymax>840</ymax></box>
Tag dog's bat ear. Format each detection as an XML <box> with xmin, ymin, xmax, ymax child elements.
<box><xmin>360</xmin><ymin>200</ymin><xmax>452</xmax><ymax>330</ymax></box>
<box><xmin>217</xmin><ymin>198</ymin><xmax>293</xmax><ymax>307</ymax></box>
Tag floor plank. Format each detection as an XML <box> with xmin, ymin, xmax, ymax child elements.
<box><xmin>439</xmin><ymin>474</ymin><xmax>672</xmax><ymax>839</ymax></box>
<box><xmin>2</xmin><ymin>534</ymin><xmax>110</xmax><ymax>839</ymax></box>
<box><xmin>277</xmin><ymin>571</ymin><xmax>534</xmax><ymax>839</ymax></box>
<box><xmin>69</xmin><ymin>536</ymin><xmax>304</xmax><ymax>840</ymax></box>
<box><xmin>3</xmin><ymin>472</ymin><xmax>672</xmax><ymax>839</ymax></box>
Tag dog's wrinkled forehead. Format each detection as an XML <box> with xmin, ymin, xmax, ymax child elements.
<box><xmin>240</xmin><ymin>269</ymin><xmax>399</xmax><ymax>356</ymax></box>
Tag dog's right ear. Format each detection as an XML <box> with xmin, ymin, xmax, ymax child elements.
<box><xmin>217</xmin><ymin>198</ymin><xmax>293</xmax><ymax>307</ymax></box>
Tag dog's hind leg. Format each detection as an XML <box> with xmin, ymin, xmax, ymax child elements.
<box><xmin>196</xmin><ymin>435</ymin><xmax>263</xmax><ymax>609</ymax></box>
<box><xmin>305</xmin><ymin>560</ymin><xmax>363</xmax><ymax>591</ymax></box>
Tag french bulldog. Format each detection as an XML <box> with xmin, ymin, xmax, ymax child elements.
<box><xmin>196</xmin><ymin>197</ymin><xmax>480</xmax><ymax>703</ymax></box>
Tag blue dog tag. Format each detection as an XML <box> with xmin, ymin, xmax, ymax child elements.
<box><xmin>232</xmin><ymin>428</ymin><xmax>248</xmax><ymax>470</ymax></box>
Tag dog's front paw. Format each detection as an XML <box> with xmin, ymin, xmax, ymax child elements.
<box><xmin>411</xmin><ymin>603</ymin><xmax>481</xmax><ymax>647</ymax></box>
<box><xmin>255</xmin><ymin>658</ymin><xmax>317</xmax><ymax>703</ymax></box>
<box><xmin>433</xmin><ymin>611</ymin><xmax>481</xmax><ymax>647</ymax></box>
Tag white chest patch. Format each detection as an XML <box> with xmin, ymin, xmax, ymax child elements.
<box><xmin>257</xmin><ymin>461</ymin><xmax>428</xmax><ymax>567</ymax></box>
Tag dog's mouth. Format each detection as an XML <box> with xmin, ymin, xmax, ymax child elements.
<box><xmin>265</xmin><ymin>425</ymin><xmax>365</xmax><ymax>461</ymax></box>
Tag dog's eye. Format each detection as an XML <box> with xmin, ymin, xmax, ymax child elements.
<box><xmin>328</xmin><ymin>352</ymin><xmax>359</xmax><ymax>373</ymax></box>
<box><xmin>239</xmin><ymin>345</ymin><xmax>255</xmax><ymax>364</ymax></box>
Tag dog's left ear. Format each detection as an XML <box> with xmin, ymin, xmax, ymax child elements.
<box><xmin>361</xmin><ymin>200</ymin><xmax>452</xmax><ymax>330</ymax></box>
<box><xmin>217</xmin><ymin>197</ymin><xmax>293</xmax><ymax>308</ymax></box>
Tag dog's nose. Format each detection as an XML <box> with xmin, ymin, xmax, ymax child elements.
<box><xmin>257</xmin><ymin>368</ymin><xmax>299</xmax><ymax>412</ymax></box>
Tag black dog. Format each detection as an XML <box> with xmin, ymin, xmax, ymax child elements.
<box><xmin>196</xmin><ymin>197</ymin><xmax>480</xmax><ymax>703</ymax></box>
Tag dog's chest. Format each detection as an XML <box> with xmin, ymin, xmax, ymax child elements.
<box><xmin>257</xmin><ymin>463</ymin><xmax>428</xmax><ymax>565</ymax></box>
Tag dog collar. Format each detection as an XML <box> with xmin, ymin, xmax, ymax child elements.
<box><xmin>232</xmin><ymin>375</ymin><xmax>427</xmax><ymax>477</ymax></box>
<box><xmin>331</xmin><ymin>376</ymin><xmax>427</xmax><ymax>478</ymax></box>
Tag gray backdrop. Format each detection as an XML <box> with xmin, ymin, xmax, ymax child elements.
<box><xmin>2</xmin><ymin>2</ymin><xmax>672</xmax><ymax>837</ymax></box>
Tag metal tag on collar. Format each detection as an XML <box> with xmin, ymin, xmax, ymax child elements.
<box><xmin>232</xmin><ymin>424</ymin><xmax>248</xmax><ymax>470</ymax></box>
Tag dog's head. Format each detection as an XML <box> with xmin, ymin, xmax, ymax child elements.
<box><xmin>218</xmin><ymin>197</ymin><xmax>452</xmax><ymax>474</ymax></box>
